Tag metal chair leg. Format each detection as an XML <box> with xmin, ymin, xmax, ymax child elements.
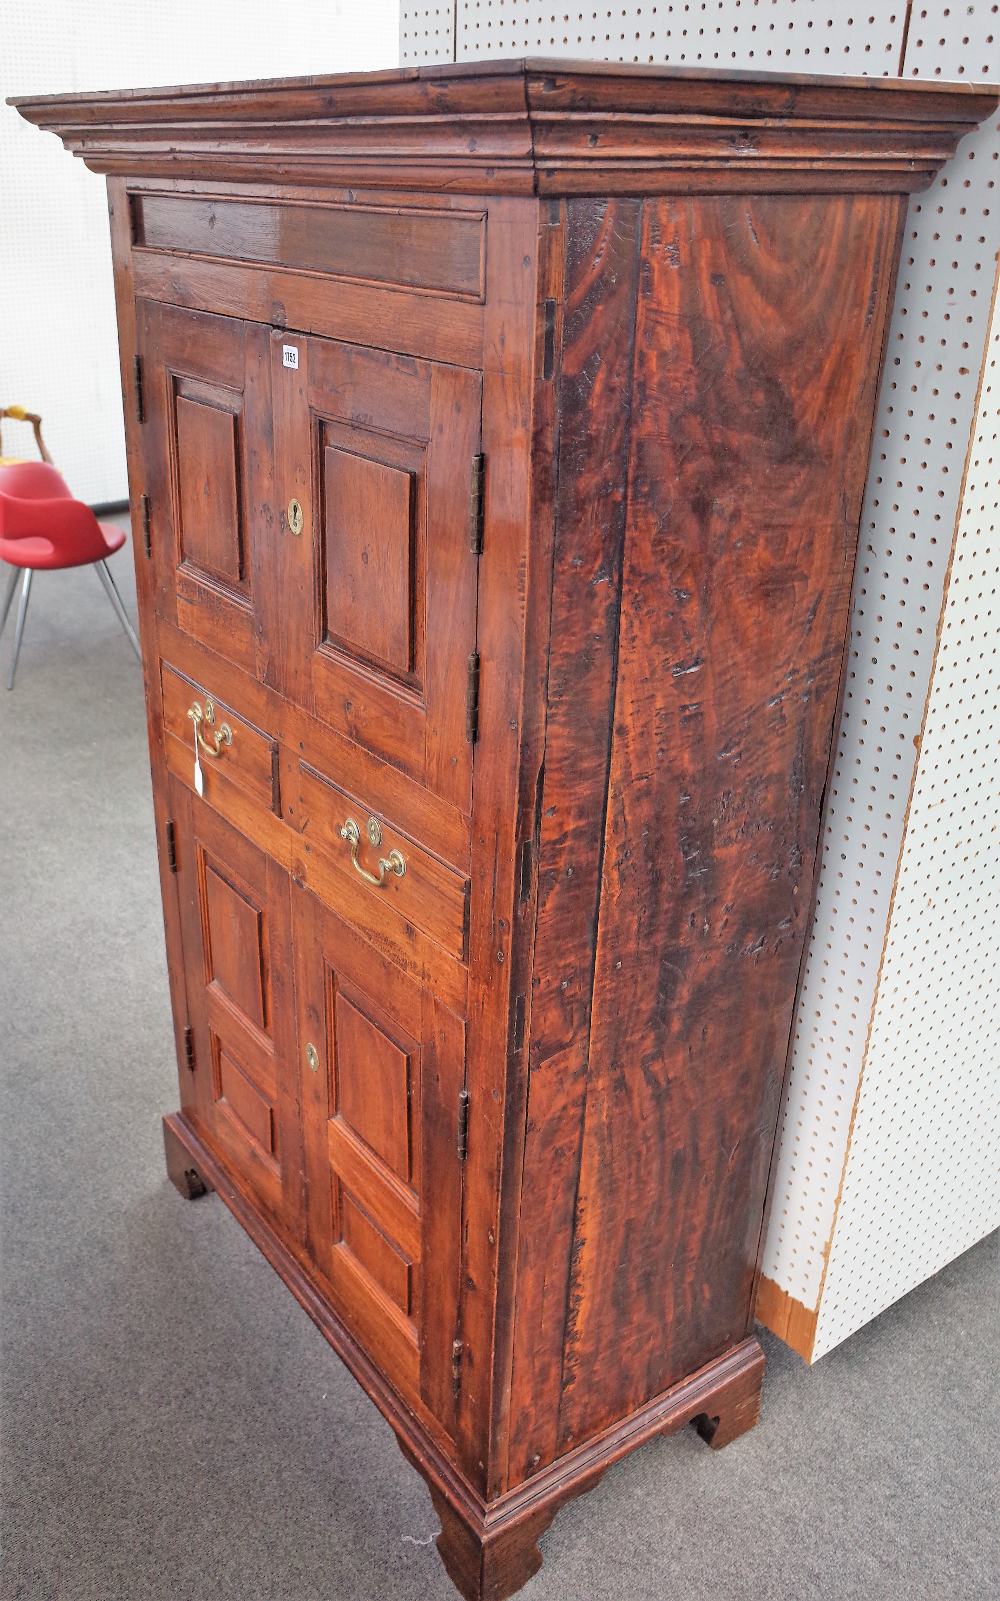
<box><xmin>0</xmin><ymin>565</ymin><xmax>20</xmax><ymax>640</ymax></box>
<box><xmin>95</xmin><ymin>559</ymin><xmax>141</xmax><ymax>662</ymax></box>
<box><xmin>7</xmin><ymin>569</ymin><xmax>34</xmax><ymax>690</ymax></box>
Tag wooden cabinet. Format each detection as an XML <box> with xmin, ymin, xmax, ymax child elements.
<box><xmin>15</xmin><ymin>60</ymin><xmax>995</xmax><ymax>1601</ymax></box>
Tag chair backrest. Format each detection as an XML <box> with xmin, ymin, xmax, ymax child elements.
<box><xmin>0</xmin><ymin>460</ymin><xmax>72</xmax><ymax>501</ymax></box>
<box><xmin>0</xmin><ymin>406</ymin><xmax>52</xmax><ymax>465</ymax></box>
<box><xmin>0</xmin><ymin>467</ymin><xmax>109</xmax><ymax>565</ymax></box>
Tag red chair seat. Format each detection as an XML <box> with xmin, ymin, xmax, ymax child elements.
<box><xmin>1</xmin><ymin>456</ymin><xmax>141</xmax><ymax>689</ymax></box>
<box><xmin>0</xmin><ymin>519</ymin><xmax>126</xmax><ymax>570</ymax></box>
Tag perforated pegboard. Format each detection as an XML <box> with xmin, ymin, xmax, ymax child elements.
<box><xmin>2</xmin><ymin>0</ymin><xmax>399</xmax><ymax>506</ymax></box>
<box><xmin>402</xmin><ymin>0</ymin><xmax>904</xmax><ymax>66</ymax></box>
<box><xmin>814</xmin><ymin>259</ymin><xmax>1000</xmax><ymax>1354</ymax></box>
<box><xmin>400</xmin><ymin>0</ymin><xmax>1000</xmax><ymax>1357</ymax></box>
<box><xmin>768</xmin><ymin>0</ymin><xmax>999</xmax><ymax>1352</ymax></box>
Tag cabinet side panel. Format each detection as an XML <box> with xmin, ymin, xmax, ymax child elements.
<box><xmin>555</xmin><ymin>192</ymin><xmax>904</xmax><ymax>1451</ymax></box>
<box><xmin>506</xmin><ymin>197</ymin><xmax>642</xmax><ymax>1486</ymax></box>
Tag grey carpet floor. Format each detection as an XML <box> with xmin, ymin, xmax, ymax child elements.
<box><xmin>1</xmin><ymin>523</ymin><xmax>998</xmax><ymax>1601</ymax></box>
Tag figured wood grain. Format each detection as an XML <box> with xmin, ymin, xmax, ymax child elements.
<box><xmin>34</xmin><ymin>64</ymin><xmax>995</xmax><ymax>1601</ymax></box>
<box><xmin>506</xmin><ymin>196</ymin><xmax>642</xmax><ymax>1488</ymax></box>
<box><xmin>13</xmin><ymin>62</ymin><xmax>995</xmax><ymax>195</ymax></box>
<box><xmin>555</xmin><ymin>191</ymin><xmax>905</xmax><ymax>1450</ymax></box>
<box><xmin>133</xmin><ymin>192</ymin><xmax>486</xmax><ymax>298</ymax></box>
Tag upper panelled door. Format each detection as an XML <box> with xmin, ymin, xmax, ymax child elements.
<box><xmin>274</xmin><ymin>333</ymin><xmax>483</xmax><ymax>812</ymax></box>
<box><xmin>138</xmin><ymin>300</ymin><xmax>275</xmax><ymax>679</ymax></box>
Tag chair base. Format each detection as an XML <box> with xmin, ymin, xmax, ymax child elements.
<box><xmin>0</xmin><ymin>555</ymin><xmax>140</xmax><ymax>688</ymax></box>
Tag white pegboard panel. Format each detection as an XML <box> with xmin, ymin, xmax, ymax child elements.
<box><xmin>764</xmin><ymin>0</ymin><xmax>999</xmax><ymax>1342</ymax></box>
<box><xmin>399</xmin><ymin>0</ymin><xmax>999</xmax><ymax>1356</ymax></box>
<box><xmin>1</xmin><ymin>0</ymin><xmax>399</xmax><ymax>506</ymax></box>
<box><xmin>814</xmin><ymin>260</ymin><xmax>1000</xmax><ymax>1356</ymax></box>
<box><xmin>454</xmin><ymin>0</ymin><xmax>903</xmax><ymax>68</ymax></box>
<box><xmin>401</xmin><ymin>3</ymin><xmax>457</xmax><ymax>63</ymax></box>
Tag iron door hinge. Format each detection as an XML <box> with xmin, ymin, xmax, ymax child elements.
<box><xmin>451</xmin><ymin>1337</ymin><xmax>464</xmax><ymax>1398</ymax></box>
<box><xmin>183</xmin><ymin>1025</ymin><xmax>196</xmax><ymax>1072</ymax></box>
<box><xmin>457</xmin><ymin>1088</ymin><xmax>470</xmax><ymax>1161</ymax></box>
<box><xmin>469</xmin><ymin>453</ymin><xmax>485</xmax><ymax>555</ymax></box>
<box><xmin>465</xmin><ymin>652</ymin><xmax>480</xmax><ymax>745</ymax></box>
<box><xmin>133</xmin><ymin>354</ymin><xmax>145</xmax><ymax>423</ymax></box>
<box><xmin>165</xmin><ymin>819</ymin><xmax>178</xmax><ymax>873</ymax></box>
<box><xmin>140</xmin><ymin>493</ymin><xmax>151</xmax><ymax>558</ymax></box>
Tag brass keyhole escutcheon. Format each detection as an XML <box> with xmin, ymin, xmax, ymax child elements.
<box><xmin>287</xmin><ymin>498</ymin><xmax>304</xmax><ymax>536</ymax></box>
<box><xmin>305</xmin><ymin>1042</ymin><xmax>320</xmax><ymax>1073</ymax></box>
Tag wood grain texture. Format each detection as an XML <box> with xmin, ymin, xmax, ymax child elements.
<box><xmin>506</xmin><ymin>196</ymin><xmax>642</xmax><ymax>1488</ymax></box>
<box><xmin>12</xmin><ymin>61</ymin><xmax>994</xmax><ymax>194</ymax></box>
<box><xmin>556</xmin><ymin>192</ymin><xmax>904</xmax><ymax>1450</ymax></box>
<box><xmin>53</xmin><ymin>66</ymin><xmax>995</xmax><ymax>1601</ymax></box>
<box><xmin>133</xmin><ymin>192</ymin><xmax>486</xmax><ymax>298</ymax></box>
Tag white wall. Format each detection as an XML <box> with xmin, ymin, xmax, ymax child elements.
<box><xmin>1</xmin><ymin>0</ymin><xmax>399</xmax><ymax>506</ymax></box>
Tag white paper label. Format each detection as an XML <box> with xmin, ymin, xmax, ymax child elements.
<box><xmin>193</xmin><ymin>755</ymin><xmax>204</xmax><ymax>797</ymax></box>
<box><xmin>282</xmin><ymin>344</ymin><xmax>299</xmax><ymax>369</ymax></box>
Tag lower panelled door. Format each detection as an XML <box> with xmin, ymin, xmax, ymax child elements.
<box><xmin>168</xmin><ymin>776</ymin><xmax>304</xmax><ymax>1234</ymax></box>
<box><xmin>293</xmin><ymin>887</ymin><xmax>467</xmax><ymax>1434</ymax></box>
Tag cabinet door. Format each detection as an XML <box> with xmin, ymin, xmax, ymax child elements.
<box><xmin>274</xmin><ymin>333</ymin><xmax>482</xmax><ymax>812</ymax></box>
<box><xmin>293</xmin><ymin>888</ymin><xmax>466</xmax><ymax>1432</ymax></box>
<box><xmin>138</xmin><ymin>301</ymin><xmax>275</xmax><ymax>679</ymax></box>
<box><xmin>168</xmin><ymin>777</ymin><xmax>304</xmax><ymax>1233</ymax></box>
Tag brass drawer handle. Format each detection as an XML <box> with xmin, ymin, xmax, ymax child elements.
<box><xmin>339</xmin><ymin>815</ymin><xmax>405</xmax><ymax>888</ymax></box>
<box><xmin>187</xmin><ymin>698</ymin><xmax>233</xmax><ymax>759</ymax></box>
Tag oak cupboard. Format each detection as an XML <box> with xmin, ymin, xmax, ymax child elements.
<box><xmin>13</xmin><ymin>60</ymin><xmax>995</xmax><ymax>1601</ymax></box>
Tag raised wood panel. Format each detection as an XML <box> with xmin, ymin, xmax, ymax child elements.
<box><xmin>340</xmin><ymin>1189</ymin><xmax>413</xmax><ymax>1315</ymax></box>
<box><xmin>133</xmin><ymin>192</ymin><xmax>486</xmax><ymax>298</ymax></box>
<box><xmin>321</xmin><ymin>445</ymin><xmax>412</xmax><ymax>682</ymax></box>
<box><xmin>174</xmin><ymin>388</ymin><xmax>244</xmax><ymax>589</ymax></box>
<box><xmin>214</xmin><ymin>1042</ymin><xmax>277</xmax><ymax>1160</ymax></box>
<box><xmin>334</xmin><ymin>988</ymin><xmax>415</xmax><ymax>1188</ymax></box>
<box><xmin>202</xmin><ymin>860</ymin><xmax>267</xmax><ymax>1033</ymax></box>
<box><xmin>323</xmin><ymin>443</ymin><xmax>416</xmax><ymax>679</ymax></box>
<box><xmin>138</xmin><ymin>300</ymin><xmax>273</xmax><ymax>680</ymax></box>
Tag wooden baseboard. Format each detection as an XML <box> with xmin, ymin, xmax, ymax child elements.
<box><xmin>755</xmin><ymin>1273</ymin><xmax>818</xmax><ymax>1361</ymax></box>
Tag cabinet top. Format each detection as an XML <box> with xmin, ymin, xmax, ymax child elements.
<box><xmin>11</xmin><ymin>57</ymin><xmax>997</xmax><ymax>197</ymax></box>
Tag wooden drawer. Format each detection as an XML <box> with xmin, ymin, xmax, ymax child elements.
<box><xmin>296</xmin><ymin>761</ymin><xmax>470</xmax><ymax>965</ymax></box>
<box><xmin>160</xmin><ymin>660</ymin><xmax>280</xmax><ymax>820</ymax></box>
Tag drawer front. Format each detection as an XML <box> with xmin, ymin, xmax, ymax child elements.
<box><xmin>157</xmin><ymin>650</ymin><xmax>468</xmax><ymax>1009</ymax></box>
<box><xmin>297</xmin><ymin>761</ymin><xmax>469</xmax><ymax>963</ymax></box>
<box><xmin>160</xmin><ymin>660</ymin><xmax>280</xmax><ymax>822</ymax></box>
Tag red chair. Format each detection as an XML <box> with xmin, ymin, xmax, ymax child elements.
<box><xmin>0</xmin><ymin>460</ymin><xmax>140</xmax><ymax>689</ymax></box>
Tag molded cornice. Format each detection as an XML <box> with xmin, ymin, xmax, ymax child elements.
<box><xmin>10</xmin><ymin>58</ymin><xmax>998</xmax><ymax>196</ymax></box>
